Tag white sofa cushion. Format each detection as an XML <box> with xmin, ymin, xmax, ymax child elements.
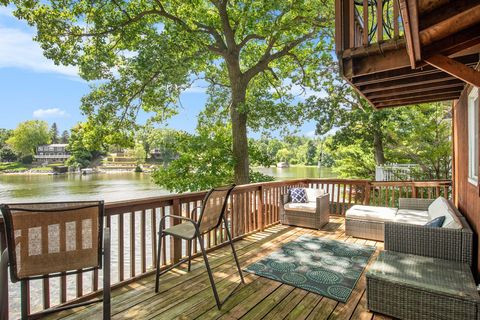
<box><xmin>284</xmin><ymin>202</ymin><xmax>317</xmax><ymax>213</ymax></box>
<box><xmin>346</xmin><ymin>205</ymin><xmax>397</xmax><ymax>222</ymax></box>
<box><xmin>428</xmin><ymin>197</ymin><xmax>462</xmax><ymax>229</ymax></box>
<box><xmin>394</xmin><ymin>209</ymin><xmax>429</xmax><ymax>225</ymax></box>
<box><xmin>304</xmin><ymin>188</ymin><xmax>325</xmax><ymax>203</ymax></box>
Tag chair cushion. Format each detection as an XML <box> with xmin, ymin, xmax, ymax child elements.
<box><xmin>304</xmin><ymin>188</ymin><xmax>325</xmax><ymax>203</ymax></box>
<box><xmin>428</xmin><ymin>197</ymin><xmax>462</xmax><ymax>229</ymax></box>
<box><xmin>289</xmin><ymin>188</ymin><xmax>308</xmax><ymax>203</ymax></box>
<box><xmin>394</xmin><ymin>209</ymin><xmax>429</xmax><ymax>225</ymax></box>
<box><xmin>284</xmin><ymin>202</ymin><xmax>317</xmax><ymax>213</ymax></box>
<box><xmin>163</xmin><ymin>222</ymin><xmax>196</xmax><ymax>239</ymax></box>
<box><xmin>424</xmin><ymin>216</ymin><xmax>446</xmax><ymax>228</ymax></box>
<box><xmin>345</xmin><ymin>205</ymin><xmax>397</xmax><ymax>222</ymax></box>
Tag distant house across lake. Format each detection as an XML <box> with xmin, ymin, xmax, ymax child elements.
<box><xmin>35</xmin><ymin>144</ymin><xmax>70</xmax><ymax>164</ymax></box>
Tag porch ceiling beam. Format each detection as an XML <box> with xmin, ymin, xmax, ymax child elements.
<box><xmin>425</xmin><ymin>54</ymin><xmax>480</xmax><ymax>88</ymax></box>
<box><xmin>364</xmin><ymin>80</ymin><xmax>465</xmax><ymax>100</ymax></box>
<box><xmin>352</xmin><ymin>54</ymin><xmax>479</xmax><ymax>86</ymax></box>
<box><xmin>422</xmin><ymin>24</ymin><xmax>480</xmax><ymax>58</ymax></box>
<box><xmin>371</xmin><ymin>88</ymin><xmax>464</xmax><ymax>104</ymax></box>
<box><xmin>374</xmin><ymin>94</ymin><xmax>460</xmax><ymax>108</ymax></box>
<box><xmin>360</xmin><ymin>72</ymin><xmax>456</xmax><ymax>94</ymax></box>
<box><xmin>398</xmin><ymin>0</ymin><xmax>421</xmax><ymax>68</ymax></box>
<box><xmin>347</xmin><ymin>48</ymin><xmax>411</xmax><ymax>78</ymax></box>
<box><xmin>419</xmin><ymin>1</ymin><xmax>480</xmax><ymax>46</ymax></box>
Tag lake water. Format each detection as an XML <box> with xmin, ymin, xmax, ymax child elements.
<box><xmin>1</xmin><ymin>166</ymin><xmax>336</xmax><ymax>317</ymax></box>
<box><xmin>0</xmin><ymin>166</ymin><xmax>335</xmax><ymax>203</ymax></box>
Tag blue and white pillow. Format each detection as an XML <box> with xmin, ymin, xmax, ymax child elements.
<box><xmin>289</xmin><ymin>188</ymin><xmax>308</xmax><ymax>203</ymax></box>
<box><xmin>424</xmin><ymin>216</ymin><xmax>445</xmax><ymax>228</ymax></box>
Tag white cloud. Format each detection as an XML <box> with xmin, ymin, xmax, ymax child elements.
<box><xmin>305</xmin><ymin>130</ymin><xmax>317</xmax><ymax>137</ymax></box>
<box><xmin>184</xmin><ymin>86</ymin><xmax>207</xmax><ymax>94</ymax></box>
<box><xmin>0</xmin><ymin>26</ymin><xmax>80</xmax><ymax>78</ymax></box>
<box><xmin>33</xmin><ymin>108</ymin><xmax>68</xmax><ymax>118</ymax></box>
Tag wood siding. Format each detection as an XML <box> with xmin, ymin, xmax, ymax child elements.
<box><xmin>453</xmin><ymin>82</ymin><xmax>480</xmax><ymax>278</ymax></box>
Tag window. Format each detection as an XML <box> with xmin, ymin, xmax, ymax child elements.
<box><xmin>468</xmin><ymin>87</ymin><xmax>479</xmax><ymax>185</ymax></box>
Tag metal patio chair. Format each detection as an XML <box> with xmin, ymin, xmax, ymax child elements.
<box><xmin>155</xmin><ymin>185</ymin><xmax>244</xmax><ymax>309</ymax></box>
<box><xmin>0</xmin><ymin>201</ymin><xmax>110</xmax><ymax>320</ymax></box>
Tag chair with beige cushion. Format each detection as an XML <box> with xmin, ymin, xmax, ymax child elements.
<box><xmin>279</xmin><ymin>188</ymin><xmax>330</xmax><ymax>229</ymax></box>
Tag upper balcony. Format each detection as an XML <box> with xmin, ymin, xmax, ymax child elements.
<box><xmin>335</xmin><ymin>0</ymin><xmax>480</xmax><ymax>108</ymax></box>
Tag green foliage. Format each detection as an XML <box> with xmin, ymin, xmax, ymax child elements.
<box><xmin>132</xmin><ymin>142</ymin><xmax>147</xmax><ymax>165</ymax></box>
<box><xmin>50</xmin><ymin>122</ymin><xmax>59</xmax><ymax>143</ymax></box>
<box><xmin>0</xmin><ymin>162</ymin><xmax>28</xmax><ymax>172</ymax></box>
<box><xmin>66</xmin><ymin>123</ymin><xmax>102</xmax><ymax>168</ymax></box>
<box><xmin>6</xmin><ymin>120</ymin><xmax>50</xmax><ymax>157</ymax></box>
<box><xmin>0</xmin><ymin>129</ymin><xmax>13</xmax><ymax>147</ymax></box>
<box><xmin>0</xmin><ymin>146</ymin><xmax>17</xmax><ymax>162</ymax></box>
<box><xmin>61</xmin><ymin>130</ymin><xmax>70</xmax><ymax>144</ymax></box>
<box><xmin>9</xmin><ymin>0</ymin><xmax>335</xmax><ymax>183</ymax></box>
<box><xmin>152</xmin><ymin>124</ymin><xmax>234</xmax><ymax>192</ymax></box>
<box><xmin>331</xmin><ymin>144</ymin><xmax>376</xmax><ymax>178</ymax></box>
<box><xmin>147</xmin><ymin>128</ymin><xmax>181</xmax><ymax>164</ymax></box>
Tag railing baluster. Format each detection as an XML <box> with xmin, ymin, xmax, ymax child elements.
<box><xmin>393</xmin><ymin>0</ymin><xmax>399</xmax><ymax>37</ymax></box>
<box><xmin>377</xmin><ymin>0</ymin><xmax>383</xmax><ymax>42</ymax></box>
<box><xmin>363</xmin><ymin>0</ymin><xmax>368</xmax><ymax>45</ymax></box>
<box><xmin>151</xmin><ymin>208</ymin><xmax>157</xmax><ymax>269</ymax></box>
<box><xmin>140</xmin><ymin>210</ymin><xmax>146</xmax><ymax>274</ymax></box>
<box><xmin>118</xmin><ymin>213</ymin><xmax>124</xmax><ymax>282</ymax></box>
<box><xmin>130</xmin><ymin>212</ymin><xmax>135</xmax><ymax>278</ymax></box>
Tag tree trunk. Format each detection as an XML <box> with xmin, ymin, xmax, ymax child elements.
<box><xmin>373</xmin><ymin>129</ymin><xmax>386</xmax><ymax>165</ymax></box>
<box><xmin>230</xmin><ymin>80</ymin><xmax>249</xmax><ymax>185</ymax></box>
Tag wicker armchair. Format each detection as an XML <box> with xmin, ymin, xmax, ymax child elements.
<box><xmin>279</xmin><ymin>189</ymin><xmax>329</xmax><ymax>230</ymax></box>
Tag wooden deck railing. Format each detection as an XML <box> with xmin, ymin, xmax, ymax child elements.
<box><xmin>335</xmin><ymin>0</ymin><xmax>403</xmax><ymax>52</ymax></box>
<box><xmin>0</xmin><ymin>178</ymin><xmax>451</xmax><ymax>318</ymax></box>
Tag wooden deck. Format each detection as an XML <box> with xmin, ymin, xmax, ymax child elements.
<box><xmin>45</xmin><ymin>217</ymin><xmax>391</xmax><ymax>320</ymax></box>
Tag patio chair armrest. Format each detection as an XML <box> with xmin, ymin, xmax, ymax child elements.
<box><xmin>398</xmin><ymin>198</ymin><xmax>434</xmax><ymax>211</ymax></box>
<box><xmin>0</xmin><ymin>249</ymin><xmax>9</xmax><ymax>318</ymax></box>
<box><xmin>384</xmin><ymin>221</ymin><xmax>473</xmax><ymax>266</ymax></box>
<box><xmin>159</xmin><ymin>214</ymin><xmax>197</xmax><ymax>230</ymax></box>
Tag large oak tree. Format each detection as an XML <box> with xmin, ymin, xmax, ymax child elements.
<box><xmin>8</xmin><ymin>0</ymin><xmax>334</xmax><ymax>184</ymax></box>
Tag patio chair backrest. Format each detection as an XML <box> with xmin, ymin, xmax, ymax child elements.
<box><xmin>197</xmin><ymin>185</ymin><xmax>235</xmax><ymax>234</ymax></box>
<box><xmin>0</xmin><ymin>201</ymin><xmax>104</xmax><ymax>282</ymax></box>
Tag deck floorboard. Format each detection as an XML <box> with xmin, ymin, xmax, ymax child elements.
<box><xmin>44</xmin><ymin>217</ymin><xmax>392</xmax><ymax>320</ymax></box>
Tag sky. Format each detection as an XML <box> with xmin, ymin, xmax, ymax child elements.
<box><xmin>0</xmin><ymin>6</ymin><xmax>319</xmax><ymax>138</ymax></box>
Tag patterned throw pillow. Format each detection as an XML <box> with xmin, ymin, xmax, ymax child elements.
<box><xmin>424</xmin><ymin>216</ymin><xmax>445</xmax><ymax>228</ymax></box>
<box><xmin>289</xmin><ymin>188</ymin><xmax>308</xmax><ymax>203</ymax></box>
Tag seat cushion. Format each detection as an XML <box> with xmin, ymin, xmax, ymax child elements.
<box><xmin>284</xmin><ymin>202</ymin><xmax>317</xmax><ymax>213</ymax></box>
<box><xmin>346</xmin><ymin>205</ymin><xmax>397</xmax><ymax>222</ymax></box>
<box><xmin>163</xmin><ymin>222</ymin><xmax>196</xmax><ymax>239</ymax></box>
<box><xmin>304</xmin><ymin>188</ymin><xmax>325</xmax><ymax>203</ymax></box>
<box><xmin>428</xmin><ymin>197</ymin><xmax>462</xmax><ymax>229</ymax></box>
<box><xmin>394</xmin><ymin>209</ymin><xmax>429</xmax><ymax>225</ymax></box>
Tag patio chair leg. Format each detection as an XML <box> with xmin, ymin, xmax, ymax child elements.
<box><xmin>224</xmin><ymin>218</ymin><xmax>244</xmax><ymax>283</ymax></box>
<box><xmin>155</xmin><ymin>232</ymin><xmax>163</xmax><ymax>293</ymax></box>
<box><xmin>188</xmin><ymin>240</ymin><xmax>192</xmax><ymax>272</ymax></box>
<box><xmin>0</xmin><ymin>249</ymin><xmax>9</xmax><ymax>320</ymax></box>
<box><xmin>103</xmin><ymin>227</ymin><xmax>111</xmax><ymax>320</ymax></box>
<box><xmin>21</xmin><ymin>280</ymin><xmax>27</xmax><ymax>320</ymax></box>
<box><xmin>198</xmin><ymin>235</ymin><xmax>221</xmax><ymax>309</ymax></box>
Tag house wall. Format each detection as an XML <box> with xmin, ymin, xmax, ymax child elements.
<box><xmin>453</xmin><ymin>84</ymin><xmax>480</xmax><ymax>278</ymax></box>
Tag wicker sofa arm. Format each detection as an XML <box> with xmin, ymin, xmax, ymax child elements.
<box><xmin>280</xmin><ymin>194</ymin><xmax>289</xmax><ymax>205</ymax></box>
<box><xmin>384</xmin><ymin>221</ymin><xmax>473</xmax><ymax>267</ymax></box>
<box><xmin>398</xmin><ymin>198</ymin><xmax>435</xmax><ymax>211</ymax></box>
<box><xmin>315</xmin><ymin>194</ymin><xmax>330</xmax><ymax>215</ymax></box>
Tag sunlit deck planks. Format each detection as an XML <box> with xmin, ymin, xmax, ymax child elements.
<box><xmin>44</xmin><ymin>217</ymin><xmax>391</xmax><ymax>320</ymax></box>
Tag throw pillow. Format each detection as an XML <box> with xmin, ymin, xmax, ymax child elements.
<box><xmin>424</xmin><ymin>216</ymin><xmax>446</xmax><ymax>228</ymax></box>
<box><xmin>305</xmin><ymin>188</ymin><xmax>324</xmax><ymax>203</ymax></box>
<box><xmin>289</xmin><ymin>188</ymin><xmax>308</xmax><ymax>203</ymax></box>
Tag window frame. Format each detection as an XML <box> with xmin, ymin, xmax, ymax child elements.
<box><xmin>468</xmin><ymin>86</ymin><xmax>479</xmax><ymax>186</ymax></box>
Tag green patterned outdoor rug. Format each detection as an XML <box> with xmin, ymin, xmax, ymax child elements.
<box><xmin>244</xmin><ymin>235</ymin><xmax>375</xmax><ymax>302</ymax></box>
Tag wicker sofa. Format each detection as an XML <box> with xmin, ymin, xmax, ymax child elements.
<box><xmin>345</xmin><ymin>197</ymin><xmax>471</xmax><ymax>242</ymax></box>
<box><xmin>279</xmin><ymin>188</ymin><xmax>330</xmax><ymax>230</ymax></box>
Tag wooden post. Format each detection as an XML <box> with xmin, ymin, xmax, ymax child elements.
<box><xmin>171</xmin><ymin>199</ymin><xmax>182</xmax><ymax>264</ymax></box>
<box><xmin>258</xmin><ymin>187</ymin><xmax>264</xmax><ymax>231</ymax></box>
<box><xmin>364</xmin><ymin>181</ymin><xmax>371</xmax><ymax>205</ymax></box>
